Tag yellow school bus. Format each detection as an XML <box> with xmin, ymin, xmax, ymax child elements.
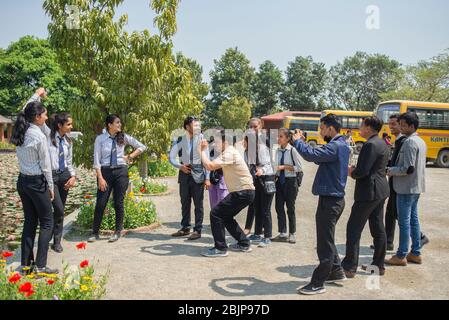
<box><xmin>318</xmin><ymin>110</ymin><xmax>373</xmax><ymax>153</ymax></box>
<box><xmin>284</xmin><ymin>116</ymin><xmax>321</xmax><ymax>147</ymax></box>
<box><xmin>375</xmin><ymin>100</ymin><xmax>449</xmax><ymax>168</ymax></box>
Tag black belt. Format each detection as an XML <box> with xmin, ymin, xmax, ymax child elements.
<box><xmin>52</xmin><ymin>169</ymin><xmax>69</xmax><ymax>175</ymax></box>
<box><xmin>102</xmin><ymin>165</ymin><xmax>127</xmax><ymax>170</ymax></box>
<box><xmin>19</xmin><ymin>173</ymin><xmax>44</xmax><ymax>180</ymax></box>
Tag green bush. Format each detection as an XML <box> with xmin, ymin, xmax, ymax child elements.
<box><xmin>76</xmin><ymin>195</ymin><xmax>158</xmax><ymax>231</ymax></box>
<box><xmin>147</xmin><ymin>158</ymin><xmax>177</xmax><ymax>178</ymax></box>
<box><xmin>0</xmin><ymin>142</ymin><xmax>15</xmax><ymax>151</ymax></box>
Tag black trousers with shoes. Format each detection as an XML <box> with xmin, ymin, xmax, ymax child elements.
<box><xmin>275</xmin><ymin>178</ymin><xmax>299</xmax><ymax>235</ymax></box>
<box><xmin>211</xmin><ymin>190</ymin><xmax>255</xmax><ymax>251</ymax></box>
<box><xmin>311</xmin><ymin>196</ymin><xmax>345</xmax><ymax>287</ymax></box>
<box><xmin>93</xmin><ymin>166</ymin><xmax>129</xmax><ymax>234</ymax></box>
<box><xmin>52</xmin><ymin>169</ymin><xmax>72</xmax><ymax>246</ymax></box>
<box><xmin>253</xmin><ymin>179</ymin><xmax>274</xmax><ymax>239</ymax></box>
<box><xmin>342</xmin><ymin>198</ymin><xmax>387</xmax><ymax>273</ymax></box>
<box><xmin>385</xmin><ymin>180</ymin><xmax>397</xmax><ymax>247</ymax></box>
<box><xmin>179</xmin><ymin>171</ymin><xmax>204</xmax><ymax>233</ymax></box>
<box><xmin>17</xmin><ymin>174</ymin><xmax>54</xmax><ymax>268</ymax></box>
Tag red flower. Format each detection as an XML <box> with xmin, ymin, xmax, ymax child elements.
<box><xmin>47</xmin><ymin>279</ymin><xmax>55</xmax><ymax>285</ymax></box>
<box><xmin>80</xmin><ymin>260</ymin><xmax>89</xmax><ymax>268</ymax></box>
<box><xmin>2</xmin><ymin>251</ymin><xmax>13</xmax><ymax>258</ymax></box>
<box><xmin>19</xmin><ymin>282</ymin><xmax>33</xmax><ymax>293</ymax></box>
<box><xmin>24</xmin><ymin>290</ymin><xmax>35</xmax><ymax>298</ymax></box>
<box><xmin>140</xmin><ymin>187</ymin><xmax>146</xmax><ymax>193</ymax></box>
<box><xmin>76</xmin><ymin>242</ymin><xmax>87</xmax><ymax>250</ymax></box>
<box><xmin>8</xmin><ymin>273</ymin><xmax>22</xmax><ymax>283</ymax></box>
<box><xmin>84</xmin><ymin>195</ymin><xmax>93</xmax><ymax>199</ymax></box>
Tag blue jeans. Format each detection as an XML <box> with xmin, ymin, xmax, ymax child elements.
<box><xmin>396</xmin><ymin>194</ymin><xmax>421</xmax><ymax>259</ymax></box>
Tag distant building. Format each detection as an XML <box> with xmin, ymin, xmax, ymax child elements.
<box><xmin>0</xmin><ymin>115</ymin><xmax>13</xmax><ymax>143</ymax></box>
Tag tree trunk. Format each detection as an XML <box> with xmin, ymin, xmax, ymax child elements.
<box><xmin>138</xmin><ymin>156</ymin><xmax>148</xmax><ymax>180</ymax></box>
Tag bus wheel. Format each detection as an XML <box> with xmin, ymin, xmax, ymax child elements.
<box><xmin>309</xmin><ymin>140</ymin><xmax>318</xmax><ymax>148</ymax></box>
<box><xmin>355</xmin><ymin>142</ymin><xmax>364</xmax><ymax>155</ymax></box>
<box><xmin>436</xmin><ymin>149</ymin><xmax>449</xmax><ymax>168</ymax></box>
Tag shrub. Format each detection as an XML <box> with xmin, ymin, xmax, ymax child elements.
<box><xmin>76</xmin><ymin>194</ymin><xmax>158</xmax><ymax>231</ymax></box>
<box><xmin>147</xmin><ymin>156</ymin><xmax>177</xmax><ymax>178</ymax></box>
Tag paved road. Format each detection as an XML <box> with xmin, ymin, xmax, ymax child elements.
<box><xmin>41</xmin><ymin>162</ymin><xmax>449</xmax><ymax>300</ymax></box>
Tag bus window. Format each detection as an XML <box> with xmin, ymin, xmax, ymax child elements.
<box><xmin>409</xmin><ymin>107</ymin><xmax>449</xmax><ymax>130</ymax></box>
<box><xmin>376</xmin><ymin>104</ymin><xmax>401</xmax><ymax>123</ymax></box>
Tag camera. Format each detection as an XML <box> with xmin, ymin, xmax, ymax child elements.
<box><xmin>288</xmin><ymin>129</ymin><xmax>307</xmax><ymax>144</ymax></box>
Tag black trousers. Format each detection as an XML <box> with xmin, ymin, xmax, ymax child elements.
<box><xmin>275</xmin><ymin>178</ymin><xmax>299</xmax><ymax>234</ymax></box>
<box><xmin>253</xmin><ymin>179</ymin><xmax>274</xmax><ymax>238</ymax></box>
<box><xmin>52</xmin><ymin>169</ymin><xmax>71</xmax><ymax>245</ymax></box>
<box><xmin>179</xmin><ymin>171</ymin><xmax>204</xmax><ymax>232</ymax></box>
<box><xmin>17</xmin><ymin>174</ymin><xmax>53</xmax><ymax>268</ymax></box>
<box><xmin>211</xmin><ymin>189</ymin><xmax>255</xmax><ymax>251</ymax></box>
<box><xmin>244</xmin><ymin>203</ymin><xmax>255</xmax><ymax>231</ymax></box>
<box><xmin>93</xmin><ymin>166</ymin><xmax>129</xmax><ymax>234</ymax></box>
<box><xmin>385</xmin><ymin>181</ymin><xmax>397</xmax><ymax>246</ymax></box>
<box><xmin>311</xmin><ymin>196</ymin><xmax>345</xmax><ymax>287</ymax></box>
<box><xmin>342</xmin><ymin>198</ymin><xmax>387</xmax><ymax>273</ymax></box>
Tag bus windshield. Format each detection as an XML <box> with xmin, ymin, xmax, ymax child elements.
<box><xmin>376</xmin><ymin>104</ymin><xmax>401</xmax><ymax>123</ymax></box>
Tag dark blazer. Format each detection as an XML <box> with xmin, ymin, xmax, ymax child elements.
<box><xmin>351</xmin><ymin>135</ymin><xmax>390</xmax><ymax>202</ymax></box>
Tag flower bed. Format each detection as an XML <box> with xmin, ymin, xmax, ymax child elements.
<box><xmin>75</xmin><ymin>193</ymin><xmax>158</xmax><ymax>232</ymax></box>
<box><xmin>0</xmin><ymin>246</ymin><xmax>107</xmax><ymax>300</ymax></box>
<box><xmin>147</xmin><ymin>156</ymin><xmax>177</xmax><ymax>178</ymax></box>
<box><xmin>128</xmin><ymin>169</ymin><xmax>169</xmax><ymax>196</ymax></box>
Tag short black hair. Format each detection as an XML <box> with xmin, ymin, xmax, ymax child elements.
<box><xmin>399</xmin><ymin>112</ymin><xmax>420</xmax><ymax>130</ymax></box>
<box><xmin>389</xmin><ymin>114</ymin><xmax>400</xmax><ymax>121</ymax></box>
<box><xmin>320</xmin><ymin>114</ymin><xmax>342</xmax><ymax>133</ymax></box>
<box><xmin>362</xmin><ymin>116</ymin><xmax>383</xmax><ymax>133</ymax></box>
<box><xmin>183</xmin><ymin>116</ymin><xmax>198</xmax><ymax>130</ymax></box>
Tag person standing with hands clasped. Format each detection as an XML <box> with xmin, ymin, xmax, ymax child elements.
<box><xmin>341</xmin><ymin>117</ymin><xmax>390</xmax><ymax>278</ymax></box>
<box><xmin>291</xmin><ymin>114</ymin><xmax>350</xmax><ymax>295</ymax></box>
<box><xmin>88</xmin><ymin>114</ymin><xmax>147</xmax><ymax>243</ymax></box>
<box><xmin>272</xmin><ymin>128</ymin><xmax>303</xmax><ymax>244</ymax></box>
<box><xmin>11</xmin><ymin>89</ymin><xmax>58</xmax><ymax>275</ymax></box>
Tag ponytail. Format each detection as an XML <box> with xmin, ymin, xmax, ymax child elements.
<box><xmin>11</xmin><ymin>101</ymin><xmax>46</xmax><ymax>146</ymax></box>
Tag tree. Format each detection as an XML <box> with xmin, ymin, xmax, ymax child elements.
<box><xmin>174</xmin><ymin>52</ymin><xmax>209</xmax><ymax>105</ymax></box>
<box><xmin>381</xmin><ymin>51</ymin><xmax>449</xmax><ymax>103</ymax></box>
<box><xmin>327</xmin><ymin>52</ymin><xmax>401</xmax><ymax>111</ymax></box>
<box><xmin>281</xmin><ymin>56</ymin><xmax>327</xmax><ymax>111</ymax></box>
<box><xmin>203</xmin><ymin>47</ymin><xmax>255</xmax><ymax>127</ymax></box>
<box><xmin>252</xmin><ymin>60</ymin><xmax>284</xmax><ymax>117</ymax></box>
<box><xmin>44</xmin><ymin>0</ymin><xmax>204</xmax><ymax>177</ymax></box>
<box><xmin>217</xmin><ymin>97</ymin><xmax>253</xmax><ymax>130</ymax></box>
<box><xmin>0</xmin><ymin>36</ymin><xmax>80</xmax><ymax>116</ymax></box>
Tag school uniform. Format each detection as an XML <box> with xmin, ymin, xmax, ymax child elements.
<box><xmin>244</xmin><ymin>142</ymin><xmax>275</xmax><ymax>239</ymax></box>
<box><xmin>16</xmin><ymin>123</ymin><xmax>54</xmax><ymax>268</ymax></box>
<box><xmin>92</xmin><ymin>132</ymin><xmax>147</xmax><ymax>235</ymax></box>
<box><xmin>48</xmin><ymin>132</ymin><xmax>76</xmax><ymax>247</ymax></box>
<box><xmin>169</xmin><ymin>134</ymin><xmax>209</xmax><ymax>233</ymax></box>
<box><xmin>275</xmin><ymin>144</ymin><xmax>303</xmax><ymax>235</ymax></box>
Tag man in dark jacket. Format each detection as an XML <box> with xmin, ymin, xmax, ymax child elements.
<box><xmin>342</xmin><ymin>116</ymin><xmax>390</xmax><ymax>278</ymax></box>
<box><xmin>292</xmin><ymin>114</ymin><xmax>351</xmax><ymax>295</ymax></box>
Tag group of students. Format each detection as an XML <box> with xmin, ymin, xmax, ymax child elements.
<box><xmin>11</xmin><ymin>88</ymin><xmax>147</xmax><ymax>275</ymax></box>
<box><xmin>168</xmin><ymin>113</ymin><xmax>428</xmax><ymax>296</ymax></box>
<box><xmin>168</xmin><ymin>116</ymin><xmax>303</xmax><ymax>248</ymax></box>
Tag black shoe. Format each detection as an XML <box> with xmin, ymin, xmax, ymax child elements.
<box><xmin>298</xmin><ymin>283</ymin><xmax>326</xmax><ymax>295</ymax></box>
<box><xmin>108</xmin><ymin>232</ymin><xmax>121</xmax><ymax>243</ymax></box>
<box><xmin>35</xmin><ymin>266</ymin><xmax>59</xmax><ymax>275</ymax></box>
<box><xmin>325</xmin><ymin>270</ymin><xmax>347</xmax><ymax>284</ymax></box>
<box><xmin>88</xmin><ymin>233</ymin><xmax>100</xmax><ymax>243</ymax></box>
<box><xmin>51</xmin><ymin>244</ymin><xmax>63</xmax><ymax>253</ymax></box>
<box><xmin>421</xmin><ymin>234</ymin><xmax>430</xmax><ymax>247</ymax></box>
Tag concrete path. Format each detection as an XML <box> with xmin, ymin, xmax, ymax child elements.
<box><xmin>40</xmin><ymin>162</ymin><xmax>449</xmax><ymax>300</ymax></box>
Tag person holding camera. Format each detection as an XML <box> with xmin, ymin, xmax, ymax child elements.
<box><xmin>292</xmin><ymin>114</ymin><xmax>351</xmax><ymax>295</ymax></box>
<box><xmin>272</xmin><ymin>128</ymin><xmax>303</xmax><ymax>244</ymax></box>
<box><xmin>169</xmin><ymin>116</ymin><xmax>209</xmax><ymax>241</ymax></box>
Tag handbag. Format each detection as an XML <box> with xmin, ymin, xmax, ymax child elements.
<box><xmin>290</xmin><ymin>148</ymin><xmax>304</xmax><ymax>187</ymax></box>
<box><xmin>258</xmin><ymin>175</ymin><xmax>276</xmax><ymax>194</ymax></box>
<box><xmin>210</xmin><ymin>169</ymin><xmax>223</xmax><ymax>186</ymax></box>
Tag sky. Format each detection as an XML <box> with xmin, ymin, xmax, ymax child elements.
<box><xmin>0</xmin><ymin>0</ymin><xmax>448</xmax><ymax>82</ymax></box>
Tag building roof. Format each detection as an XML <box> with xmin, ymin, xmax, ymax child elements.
<box><xmin>0</xmin><ymin>115</ymin><xmax>13</xmax><ymax>124</ymax></box>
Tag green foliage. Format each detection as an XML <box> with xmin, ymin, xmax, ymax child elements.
<box><xmin>217</xmin><ymin>97</ymin><xmax>253</xmax><ymax>130</ymax></box>
<box><xmin>252</xmin><ymin>60</ymin><xmax>284</xmax><ymax>117</ymax></box>
<box><xmin>281</xmin><ymin>56</ymin><xmax>327</xmax><ymax>111</ymax></box>
<box><xmin>204</xmin><ymin>47</ymin><xmax>255</xmax><ymax>127</ymax></box>
<box><xmin>0</xmin><ymin>142</ymin><xmax>15</xmax><ymax>151</ymax></box>
<box><xmin>381</xmin><ymin>51</ymin><xmax>449</xmax><ymax>103</ymax></box>
<box><xmin>76</xmin><ymin>195</ymin><xmax>158</xmax><ymax>231</ymax></box>
<box><xmin>147</xmin><ymin>158</ymin><xmax>177</xmax><ymax>178</ymax></box>
<box><xmin>43</xmin><ymin>0</ymin><xmax>205</xmax><ymax>171</ymax></box>
<box><xmin>128</xmin><ymin>168</ymin><xmax>168</xmax><ymax>194</ymax></box>
<box><xmin>0</xmin><ymin>36</ymin><xmax>81</xmax><ymax>116</ymax></box>
<box><xmin>328</xmin><ymin>52</ymin><xmax>401</xmax><ymax>111</ymax></box>
<box><xmin>1</xmin><ymin>254</ymin><xmax>107</xmax><ymax>300</ymax></box>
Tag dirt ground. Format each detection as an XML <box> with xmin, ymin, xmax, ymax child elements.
<box><xmin>13</xmin><ymin>161</ymin><xmax>449</xmax><ymax>300</ymax></box>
